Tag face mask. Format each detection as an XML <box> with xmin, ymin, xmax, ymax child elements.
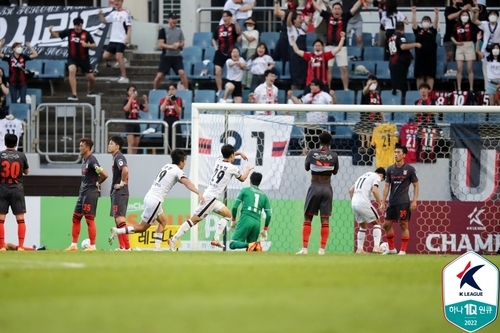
<box><xmin>493</xmin><ymin>49</ymin><xmax>500</xmax><ymax>56</ymax></box>
<box><xmin>15</xmin><ymin>47</ymin><xmax>22</xmax><ymax>55</ymax></box>
<box><xmin>246</xmin><ymin>26</ymin><xmax>254</xmax><ymax>31</ymax></box>
<box><xmin>422</xmin><ymin>22</ymin><xmax>431</xmax><ymax>29</ymax></box>
<box><xmin>489</xmin><ymin>15</ymin><xmax>498</xmax><ymax>23</ymax></box>
<box><xmin>369</xmin><ymin>84</ymin><xmax>377</xmax><ymax>91</ymax></box>
<box><xmin>461</xmin><ymin>16</ymin><xmax>469</xmax><ymax>23</ymax></box>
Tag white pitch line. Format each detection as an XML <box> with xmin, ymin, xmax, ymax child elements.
<box><xmin>0</xmin><ymin>259</ymin><xmax>86</xmax><ymax>269</ymax></box>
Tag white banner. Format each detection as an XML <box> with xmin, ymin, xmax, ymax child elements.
<box><xmin>198</xmin><ymin>115</ymin><xmax>294</xmax><ymax>190</ymax></box>
<box><xmin>4</xmin><ymin>197</ymin><xmax>41</xmax><ymax>247</ymax></box>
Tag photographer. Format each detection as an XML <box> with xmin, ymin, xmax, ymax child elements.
<box><xmin>0</xmin><ymin>39</ymin><xmax>38</xmax><ymax>104</ymax></box>
<box><xmin>159</xmin><ymin>84</ymin><xmax>183</xmax><ymax>151</ymax></box>
<box><xmin>123</xmin><ymin>85</ymin><xmax>149</xmax><ymax>154</ymax></box>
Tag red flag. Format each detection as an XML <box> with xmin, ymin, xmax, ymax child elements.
<box><xmin>199</xmin><ymin>138</ymin><xmax>212</xmax><ymax>155</ymax></box>
<box><xmin>272</xmin><ymin>141</ymin><xmax>287</xmax><ymax>157</ymax></box>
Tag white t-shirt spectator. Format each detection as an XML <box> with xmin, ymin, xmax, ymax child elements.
<box><xmin>381</xmin><ymin>11</ymin><xmax>406</xmax><ymax>30</ymax></box>
<box><xmin>287</xmin><ymin>23</ymin><xmax>308</xmax><ymax>46</ymax></box>
<box><xmin>236</xmin><ymin>0</ymin><xmax>254</xmax><ymax>20</ymax></box>
<box><xmin>242</xmin><ymin>29</ymin><xmax>259</xmax><ymax>49</ymax></box>
<box><xmin>226</xmin><ymin>57</ymin><xmax>247</xmax><ymax>81</ymax></box>
<box><xmin>106</xmin><ymin>9</ymin><xmax>132</xmax><ymax>43</ymax></box>
<box><xmin>301</xmin><ymin>91</ymin><xmax>333</xmax><ymax>123</ymax></box>
<box><xmin>253</xmin><ymin>83</ymin><xmax>279</xmax><ymax>115</ymax></box>
<box><xmin>247</xmin><ymin>55</ymin><xmax>274</xmax><ymax>75</ymax></box>
<box><xmin>479</xmin><ymin>21</ymin><xmax>500</xmax><ymax>57</ymax></box>
<box><xmin>219</xmin><ymin>0</ymin><xmax>241</xmax><ymax>24</ymax></box>
<box><xmin>486</xmin><ymin>58</ymin><xmax>500</xmax><ymax>81</ymax></box>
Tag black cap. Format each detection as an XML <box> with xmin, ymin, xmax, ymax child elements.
<box><xmin>168</xmin><ymin>12</ymin><xmax>178</xmax><ymax>19</ymax></box>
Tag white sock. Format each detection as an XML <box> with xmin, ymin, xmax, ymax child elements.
<box><xmin>155</xmin><ymin>232</ymin><xmax>163</xmax><ymax>249</ymax></box>
<box><xmin>213</xmin><ymin>217</ymin><xmax>229</xmax><ymax>241</ymax></box>
<box><xmin>116</xmin><ymin>226</ymin><xmax>135</xmax><ymax>235</ymax></box>
<box><xmin>172</xmin><ymin>220</ymin><xmax>193</xmax><ymax>242</ymax></box>
<box><xmin>71</xmin><ymin>242</ymin><xmax>77</xmax><ymax>247</ymax></box>
<box><xmin>373</xmin><ymin>225</ymin><xmax>382</xmax><ymax>248</ymax></box>
<box><xmin>357</xmin><ymin>228</ymin><xmax>366</xmax><ymax>251</ymax></box>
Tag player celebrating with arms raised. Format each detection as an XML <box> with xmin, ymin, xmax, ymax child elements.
<box><xmin>297</xmin><ymin>131</ymin><xmax>339</xmax><ymax>256</ymax></box>
<box><xmin>169</xmin><ymin>144</ymin><xmax>253</xmax><ymax>251</ymax></box>
<box><xmin>349</xmin><ymin>167</ymin><xmax>386</xmax><ymax>254</ymax></box>
<box><xmin>380</xmin><ymin>145</ymin><xmax>419</xmax><ymax>255</ymax></box>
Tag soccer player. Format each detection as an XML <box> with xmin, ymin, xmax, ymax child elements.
<box><xmin>297</xmin><ymin>131</ymin><xmax>339</xmax><ymax>256</ymax></box>
<box><xmin>229</xmin><ymin>172</ymin><xmax>271</xmax><ymax>251</ymax></box>
<box><xmin>380</xmin><ymin>145</ymin><xmax>419</xmax><ymax>255</ymax></box>
<box><xmin>49</xmin><ymin>17</ymin><xmax>97</xmax><ymax>101</ymax></box>
<box><xmin>0</xmin><ymin>134</ymin><xmax>29</xmax><ymax>251</ymax></box>
<box><xmin>99</xmin><ymin>0</ymin><xmax>132</xmax><ymax>83</ymax></box>
<box><xmin>349</xmin><ymin>167</ymin><xmax>386</xmax><ymax>254</ymax></box>
<box><xmin>4</xmin><ymin>243</ymin><xmax>46</xmax><ymax>251</ymax></box>
<box><xmin>168</xmin><ymin>144</ymin><xmax>253</xmax><ymax>251</ymax></box>
<box><xmin>108</xmin><ymin>136</ymin><xmax>130</xmax><ymax>250</ymax></box>
<box><xmin>65</xmin><ymin>138</ymin><xmax>108</xmax><ymax>251</ymax></box>
<box><xmin>108</xmin><ymin>149</ymin><xmax>205</xmax><ymax>251</ymax></box>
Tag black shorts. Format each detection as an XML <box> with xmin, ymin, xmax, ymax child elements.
<box><xmin>304</xmin><ymin>183</ymin><xmax>333</xmax><ymax>217</ymax></box>
<box><xmin>389</xmin><ymin>62</ymin><xmax>409</xmax><ymax>92</ymax></box>
<box><xmin>0</xmin><ymin>187</ymin><xmax>26</xmax><ymax>215</ymax></box>
<box><xmin>158</xmin><ymin>56</ymin><xmax>184</xmax><ymax>74</ymax></box>
<box><xmin>106</xmin><ymin>42</ymin><xmax>126</xmax><ymax>55</ymax></box>
<box><xmin>68</xmin><ymin>59</ymin><xmax>93</xmax><ymax>74</ymax></box>
<box><xmin>225</xmin><ymin>80</ymin><xmax>242</xmax><ymax>97</ymax></box>
<box><xmin>74</xmin><ymin>191</ymin><xmax>99</xmax><ymax>216</ymax></box>
<box><xmin>110</xmin><ymin>191</ymin><xmax>129</xmax><ymax>217</ymax></box>
<box><xmin>213</xmin><ymin>50</ymin><xmax>229</xmax><ymax>68</ymax></box>
<box><xmin>125</xmin><ymin>123</ymin><xmax>141</xmax><ymax>137</ymax></box>
<box><xmin>385</xmin><ymin>203</ymin><xmax>411</xmax><ymax>222</ymax></box>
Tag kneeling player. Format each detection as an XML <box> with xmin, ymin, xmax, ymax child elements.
<box><xmin>2</xmin><ymin>243</ymin><xmax>46</xmax><ymax>251</ymax></box>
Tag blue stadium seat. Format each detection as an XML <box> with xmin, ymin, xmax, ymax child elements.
<box><xmin>393</xmin><ymin>112</ymin><xmax>412</xmax><ymax>123</ymax></box>
<box><xmin>277</xmin><ymin>90</ymin><xmax>286</xmax><ymax>104</ymax></box>
<box><xmin>374</xmin><ymin>33</ymin><xmax>380</xmax><ymax>46</ymax></box>
<box><xmin>331</xmin><ymin>64</ymin><xmax>341</xmax><ymax>79</ymax></box>
<box><xmin>436</xmin><ymin>33</ymin><xmax>442</xmax><ymax>47</ymax></box>
<box><xmin>381</xmin><ymin>90</ymin><xmax>402</xmax><ymax>105</ymax></box>
<box><xmin>274</xmin><ymin>61</ymin><xmax>284</xmax><ymax>79</ymax></box>
<box><xmin>404</xmin><ymin>90</ymin><xmax>420</xmax><ymax>105</ymax></box>
<box><xmin>39</xmin><ymin>60</ymin><xmax>65</xmax><ymax>78</ymax></box>
<box><xmin>177</xmin><ymin>90</ymin><xmax>193</xmax><ymax>137</ymax></box>
<box><xmin>374</xmin><ymin>61</ymin><xmax>390</xmax><ymax>80</ymax></box>
<box><xmin>182</xmin><ymin>46</ymin><xmax>203</xmax><ymax>63</ymax></box>
<box><xmin>260</xmin><ymin>32</ymin><xmax>280</xmax><ymax>50</ymax></box>
<box><xmin>193</xmin><ymin>32</ymin><xmax>213</xmax><ymax>48</ymax></box>
<box><xmin>443</xmin><ymin>113</ymin><xmax>465</xmax><ymax>123</ymax></box>
<box><xmin>25</xmin><ymin>59</ymin><xmax>43</xmax><ymax>77</ymax></box>
<box><xmin>436</xmin><ymin>47</ymin><xmax>446</xmax><ymax>63</ymax></box>
<box><xmin>328</xmin><ymin>112</ymin><xmax>345</xmax><ymax>122</ymax></box>
<box><xmin>0</xmin><ymin>61</ymin><xmax>9</xmax><ymax>77</ymax></box>
<box><xmin>148</xmin><ymin>89</ymin><xmax>167</xmax><ymax>117</ymax></box>
<box><xmin>203</xmin><ymin>47</ymin><xmax>215</xmax><ymax>61</ymax></box>
<box><xmin>464</xmin><ymin>112</ymin><xmax>486</xmax><ymax>123</ymax></box>
<box><xmin>194</xmin><ymin>90</ymin><xmax>216</xmax><ymax>103</ymax></box>
<box><xmin>347</xmin><ymin>46</ymin><xmax>362</xmax><ymax>60</ymax></box>
<box><xmin>472</xmin><ymin>61</ymin><xmax>484</xmax><ymax>81</ymax></box>
<box><xmin>242</xmin><ymin>89</ymin><xmax>251</xmax><ymax>103</ymax></box>
<box><xmin>363</xmin><ymin>47</ymin><xmax>385</xmax><ymax>61</ymax></box>
<box><xmin>306</xmin><ymin>33</ymin><xmax>317</xmax><ymax>46</ymax></box>
<box><xmin>350</xmin><ymin>32</ymin><xmax>372</xmax><ymax>47</ymax></box>
<box><xmin>350</xmin><ymin>61</ymin><xmax>376</xmax><ymax>80</ymax></box>
<box><xmin>281</xmin><ymin>62</ymin><xmax>291</xmax><ymax>80</ymax></box>
<box><xmin>190</xmin><ymin>61</ymin><xmax>214</xmax><ymax>80</ymax></box>
<box><xmin>404</xmin><ymin>33</ymin><xmax>416</xmax><ymax>44</ymax></box>
<box><xmin>26</xmin><ymin>88</ymin><xmax>42</xmax><ymax>106</ymax></box>
<box><xmin>435</xmin><ymin>61</ymin><xmax>445</xmax><ymax>80</ymax></box>
<box><xmin>335</xmin><ymin>90</ymin><xmax>355</xmax><ymax>104</ymax></box>
<box><xmin>407</xmin><ymin>63</ymin><xmax>415</xmax><ymax>79</ymax></box>
<box><xmin>9</xmin><ymin>103</ymin><xmax>30</xmax><ymax>122</ymax></box>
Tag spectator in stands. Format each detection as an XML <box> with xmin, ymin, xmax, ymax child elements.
<box><xmin>9</xmin><ymin>0</ymin><xmax>28</xmax><ymax>6</ymax></box>
<box><xmin>247</xmin><ymin>43</ymin><xmax>275</xmax><ymax>92</ymax></box>
<box><xmin>477</xmin><ymin>43</ymin><xmax>500</xmax><ymax>106</ymax></box>
<box><xmin>472</xmin><ymin>9</ymin><xmax>500</xmax><ymax>91</ymax></box>
<box><xmin>291</xmin><ymin>33</ymin><xmax>345</xmax><ymax>93</ymax></box>
<box><xmin>356</xmin><ymin>75</ymin><xmax>384</xmax><ymax>151</ymax></box>
<box><xmin>221</xmin><ymin>0</ymin><xmax>255</xmax><ymax>29</ymax></box>
<box><xmin>344</xmin><ymin>0</ymin><xmax>364</xmax><ymax>48</ymax></box>
<box><xmin>373</xmin><ymin>0</ymin><xmax>387</xmax><ymax>46</ymax></box>
<box><xmin>212</xmin><ymin>11</ymin><xmax>241</xmax><ymax>100</ymax></box>
<box><xmin>311</xmin><ymin>0</ymin><xmax>367</xmax><ymax>90</ymax></box>
<box><xmin>123</xmin><ymin>85</ymin><xmax>149</xmax><ymax>154</ymax></box>
<box><xmin>287</xmin><ymin>10</ymin><xmax>309</xmax><ymax>90</ymax></box>
<box><xmin>412</xmin><ymin>7</ymin><xmax>439</xmax><ymax>90</ymax></box>
<box><xmin>380</xmin><ymin>0</ymin><xmax>408</xmax><ymax>61</ymax></box>
<box><xmin>273</xmin><ymin>0</ymin><xmax>299</xmax><ymax>66</ymax></box>
<box><xmin>154</xmin><ymin>13</ymin><xmax>189</xmax><ymax>91</ymax></box>
<box><xmin>451</xmin><ymin>10</ymin><xmax>480</xmax><ymax>92</ymax></box>
<box><xmin>444</xmin><ymin>0</ymin><xmax>468</xmax><ymax>65</ymax></box>
<box><xmin>475</xmin><ymin>0</ymin><xmax>489</xmax><ymax>22</ymax></box>
<box><xmin>49</xmin><ymin>18</ymin><xmax>97</xmax><ymax>101</ymax></box>
<box><xmin>241</xmin><ymin>17</ymin><xmax>259</xmax><ymax>89</ymax></box>
<box><xmin>0</xmin><ymin>68</ymin><xmax>9</xmax><ymax>119</ymax></box>
<box><xmin>287</xmin><ymin>79</ymin><xmax>334</xmax><ymax>151</ymax></box>
<box><xmin>219</xmin><ymin>47</ymin><xmax>247</xmax><ymax>103</ymax></box>
<box><xmin>99</xmin><ymin>0</ymin><xmax>132</xmax><ymax>84</ymax></box>
<box><xmin>251</xmin><ymin>69</ymin><xmax>279</xmax><ymax>115</ymax></box>
<box><xmin>159</xmin><ymin>84</ymin><xmax>183</xmax><ymax>151</ymax></box>
<box><xmin>414</xmin><ymin>82</ymin><xmax>437</xmax><ymax>125</ymax></box>
<box><xmin>388</xmin><ymin>22</ymin><xmax>421</xmax><ymax>94</ymax></box>
<box><xmin>0</xmin><ymin>39</ymin><xmax>38</xmax><ymax>104</ymax></box>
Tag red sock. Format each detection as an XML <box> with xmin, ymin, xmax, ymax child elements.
<box><xmin>320</xmin><ymin>222</ymin><xmax>329</xmax><ymax>249</ymax></box>
<box><xmin>117</xmin><ymin>222</ymin><xmax>126</xmax><ymax>248</ymax></box>
<box><xmin>401</xmin><ymin>235</ymin><xmax>410</xmax><ymax>252</ymax></box>
<box><xmin>123</xmin><ymin>234</ymin><xmax>130</xmax><ymax>249</ymax></box>
<box><xmin>85</xmin><ymin>216</ymin><xmax>97</xmax><ymax>245</ymax></box>
<box><xmin>387</xmin><ymin>232</ymin><xmax>395</xmax><ymax>250</ymax></box>
<box><xmin>0</xmin><ymin>219</ymin><xmax>5</xmax><ymax>248</ymax></box>
<box><xmin>72</xmin><ymin>214</ymin><xmax>82</xmax><ymax>243</ymax></box>
<box><xmin>17</xmin><ymin>219</ymin><xmax>26</xmax><ymax>248</ymax></box>
<box><xmin>302</xmin><ymin>221</ymin><xmax>312</xmax><ymax>248</ymax></box>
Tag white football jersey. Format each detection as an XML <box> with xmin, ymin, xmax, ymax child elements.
<box><xmin>145</xmin><ymin>164</ymin><xmax>186</xmax><ymax>202</ymax></box>
<box><xmin>106</xmin><ymin>9</ymin><xmax>132</xmax><ymax>43</ymax></box>
<box><xmin>0</xmin><ymin>118</ymin><xmax>24</xmax><ymax>151</ymax></box>
<box><xmin>253</xmin><ymin>83</ymin><xmax>278</xmax><ymax>116</ymax></box>
<box><xmin>204</xmin><ymin>158</ymin><xmax>241</xmax><ymax>199</ymax></box>
<box><xmin>351</xmin><ymin>172</ymin><xmax>381</xmax><ymax>206</ymax></box>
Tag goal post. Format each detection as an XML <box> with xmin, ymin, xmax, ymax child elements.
<box><xmin>189</xmin><ymin>102</ymin><xmax>500</xmax><ymax>254</ymax></box>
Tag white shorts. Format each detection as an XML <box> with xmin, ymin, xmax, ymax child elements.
<box><xmin>325</xmin><ymin>46</ymin><xmax>348</xmax><ymax>68</ymax></box>
<box><xmin>193</xmin><ymin>197</ymin><xmax>225</xmax><ymax>219</ymax></box>
<box><xmin>141</xmin><ymin>196</ymin><xmax>164</xmax><ymax>224</ymax></box>
<box><xmin>352</xmin><ymin>204</ymin><xmax>379</xmax><ymax>224</ymax></box>
<box><xmin>455</xmin><ymin>42</ymin><xmax>475</xmax><ymax>61</ymax></box>
<box><xmin>346</xmin><ymin>14</ymin><xmax>363</xmax><ymax>37</ymax></box>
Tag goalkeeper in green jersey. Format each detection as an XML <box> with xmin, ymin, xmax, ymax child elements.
<box><xmin>229</xmin><ymin>172</ymin><xmax>271</xmax><ymax>251</ymax></box>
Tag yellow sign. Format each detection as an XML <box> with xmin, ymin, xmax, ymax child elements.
<box><xmin>129</xmin><ymin>225</ymin><xmax>180</xmax><ymax>250</ymax></box>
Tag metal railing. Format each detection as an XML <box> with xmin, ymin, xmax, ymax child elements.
<box><xmin>103</xmin><ymin>119</ymin><xmax>170</xmax><ymax>153</ymax></box>
<box><xmin>171</xmin><ymin>120</ymin><xmax>191</xmax><ymax>150</ymax></box>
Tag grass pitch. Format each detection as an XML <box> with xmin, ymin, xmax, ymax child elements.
<box><xmin>1</xmin><ymin>252</ymin><xmax>499</xmax><ymax>333</ymax></box>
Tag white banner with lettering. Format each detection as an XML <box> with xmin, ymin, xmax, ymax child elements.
<box><xmin>198</xmin><ymin>115</ymin><xmax>294</xmax><ymax>190</ymax></box>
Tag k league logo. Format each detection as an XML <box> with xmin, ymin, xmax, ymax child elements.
<box><xmin>442</xmin><ymin>251</ymin><xmax>499</xmax><ymax>332</ymax></box>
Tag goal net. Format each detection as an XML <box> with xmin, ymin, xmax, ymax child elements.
<box><xmin>187</xmin><ymin>102</ymin><xmax>500</xmax><ymax>254</ymax></box>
